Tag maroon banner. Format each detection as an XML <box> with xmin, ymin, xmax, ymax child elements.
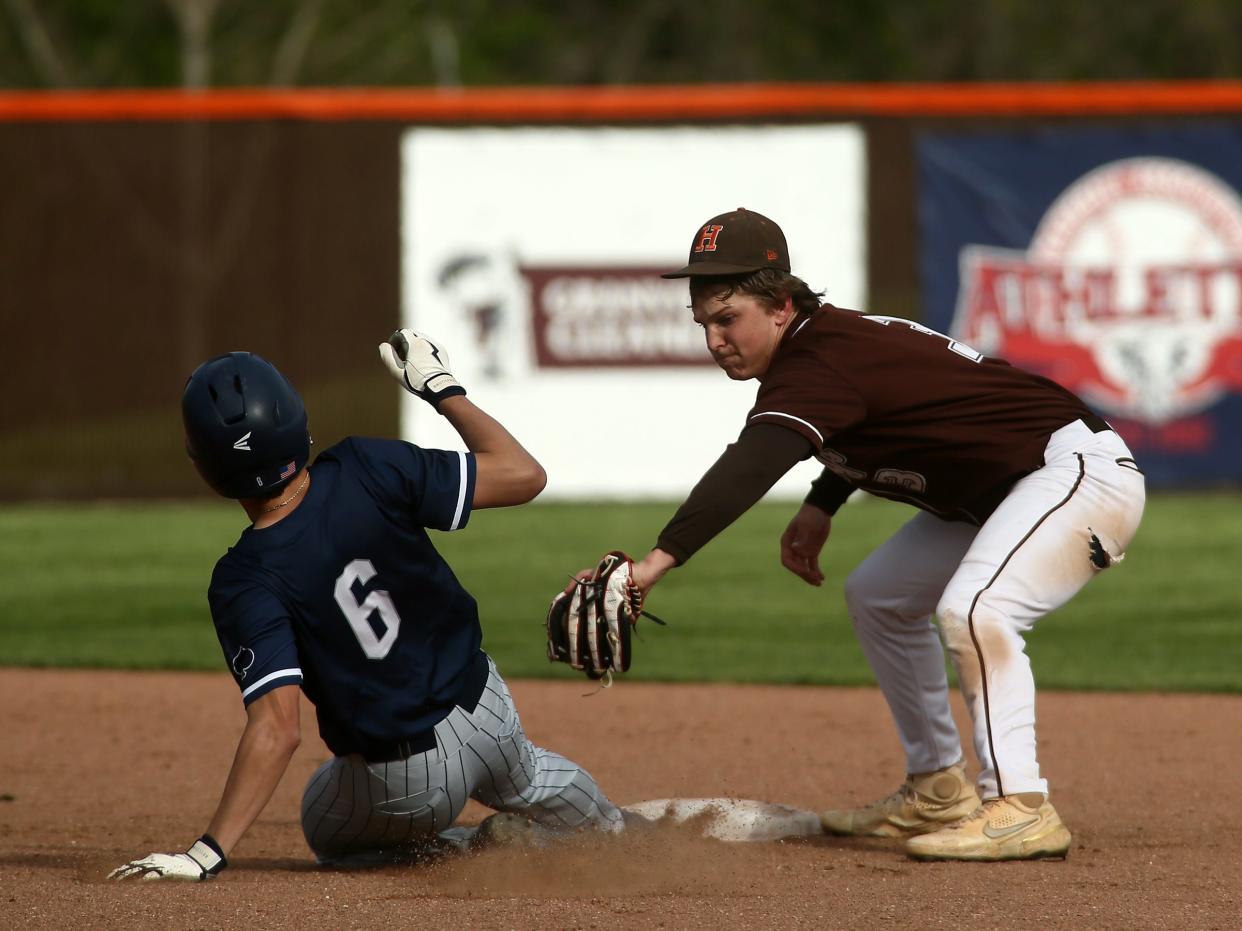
<box><xmin>520</xmin><ymin>266</ymin><xmax>712</xmax><ymax>368</ymax></box>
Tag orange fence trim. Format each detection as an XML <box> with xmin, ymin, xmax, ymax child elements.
<box><xmin>4</xmin><ymin>82</ymin><xmax>1242</xmax><ymax>122</ymax></box>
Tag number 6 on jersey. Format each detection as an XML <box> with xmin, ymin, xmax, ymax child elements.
<box><xmin>333</xmin><ymin>559</ymin><xmax>402</xmax><ymax>659</ymax></box>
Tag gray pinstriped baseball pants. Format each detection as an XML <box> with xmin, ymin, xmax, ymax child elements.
<box><xmin>300</xmin><ymin>656</ymin><xmax>623</xmax><ymax>862</ymax></box>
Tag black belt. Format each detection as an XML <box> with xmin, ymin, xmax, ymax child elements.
<box><xmin>361</xmin><ymin>651</ymin><xmax>490</xmax><ymax>762</ymax></box>
<box><xmin>1080</xmin><ymin>413</ymin><xmax>1113</xmax><ymax>434</ymax></box>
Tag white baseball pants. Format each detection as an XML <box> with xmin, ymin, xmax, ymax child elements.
<box><xmin>844</xmin><ymin>420</ymin><xmax>1145</xmax><ymax>799</ymax></box>
<box><xmin>300</xmin><ymin>656</ymin><xmax>623</xmax><ymax>862</ymax></box>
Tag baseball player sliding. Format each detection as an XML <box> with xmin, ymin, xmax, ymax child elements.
<box><xmin>110</xmin><ymin>336</ymin><xmax>622</xmax><ymax>881</ymax></box>
<box><xmin>606</xmin><ymin>207</ymin><xmax>1145</xmax><ymax>861</ymax></box>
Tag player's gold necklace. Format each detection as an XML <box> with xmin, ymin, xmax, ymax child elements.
<box><xmin>260</xmin><ymin>471</ymin><xmax>309</xmax><ymax>513</ymax></box>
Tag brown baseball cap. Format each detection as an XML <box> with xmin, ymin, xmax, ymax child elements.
<box><xmin>661</xmin><ymin>207</ymin><xmax>790</xmax><ymax>278</ymax></box>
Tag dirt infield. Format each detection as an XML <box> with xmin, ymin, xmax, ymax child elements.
<box><xmin>2</xmin><ymin>668</ymin><xmax>1239</xmax><ymax>931</ymax></box>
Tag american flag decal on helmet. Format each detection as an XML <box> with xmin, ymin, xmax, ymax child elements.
<box><xmin>280</xmin><ymin>460</ymin><xmax>296</xmax><ymax>479</ymax></box>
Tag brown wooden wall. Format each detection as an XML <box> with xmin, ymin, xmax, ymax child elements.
<box><xmin>0</xmin><ymin>116</ymin><xmax>920</xmax><ymax>499</ymax></box>
<box><xmin>0</xmin><ymin>120</ymin><xmax>404</xmax><ymax>498</ymax></box>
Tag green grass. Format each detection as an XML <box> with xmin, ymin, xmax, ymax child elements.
<box><xmin>0</xmin><ymin>494</ymin><xmax>1238</xmax><ymax>691</ymax></box>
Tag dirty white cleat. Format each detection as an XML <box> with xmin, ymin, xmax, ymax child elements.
<box><xmin>820</xmin><ymin>760</ymin><xmax>981</xmax><ymax>837</ymax></box>
<box><xmin>905</xmin><ymin>794</ymin><xmax>1072</xmax><ymax>861</ymax></box>
<box><xmin>469</xmin><ymin>813</ymin><xmax>557</xmax><ymax>850</ymax></box>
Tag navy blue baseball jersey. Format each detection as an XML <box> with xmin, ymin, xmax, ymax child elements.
<box><xmin>207</xmin><ymin>437</ymin><xmax>480</xmax><ymax>756</ymax></box>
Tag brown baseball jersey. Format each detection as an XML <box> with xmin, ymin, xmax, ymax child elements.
<box><xmin>752</xmin><ymin>305</ymin><xmax>1096</xmax><ymax>524</ymax></box>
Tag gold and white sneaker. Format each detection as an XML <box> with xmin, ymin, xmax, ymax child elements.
<box><xmin>820</xmin><ymin>760</ymin><xmax>981</xmax><ymax>838</ymax></box>
<box><xmin>905</xmin><ymin>794</ymin><xmax>1072</xmax><ymax>861</ymax></box>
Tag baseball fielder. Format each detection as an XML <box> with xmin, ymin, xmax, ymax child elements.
<box><xmin>110</xmin><ymin>337</ymin><xmax>622</xmax><ymax>881</ymax></box>
<box><xmin>615</xmin><ymin>208</ymin><xmax>1145</xmax><ymax>861</ymax></box>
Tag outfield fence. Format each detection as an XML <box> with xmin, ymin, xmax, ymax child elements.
<box><xmin>3</xmin><ymin>82</ymin><xmax>1240</xmax><ymax>498</ymax></box>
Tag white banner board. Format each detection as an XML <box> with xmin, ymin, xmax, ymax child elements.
<box><xmin>400</xmin><ymin>125</ymin><xmax>866</xmax><ymax>499</ymax></box>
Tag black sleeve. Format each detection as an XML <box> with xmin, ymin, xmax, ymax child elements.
<box><xmin>655</xmin><ymin>423</ymin><xmax>814</xmax><ymax>565</ymax></box>
<box><xmin>804</xmin><ymin>467</ymin><xmax>856</xmax><ymax>515</ymax></box>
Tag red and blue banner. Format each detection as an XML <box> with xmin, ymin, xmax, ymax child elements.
<box><xmin>919</xmin><ymin>124</ymin><xmax>1242</xmax><ymax>487</ymax></box>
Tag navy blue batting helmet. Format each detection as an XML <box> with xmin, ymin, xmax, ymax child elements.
<box><xmin>181</xmin><ymin>352</ymin><xmax>311</xmax><ymax>499</ymax></box>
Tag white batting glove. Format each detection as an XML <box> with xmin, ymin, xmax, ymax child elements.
<box><xmin>378</xmin><ymin>328</ymin><xmax>467</xmax><ymax>411</ymax></box>
<box><xmin>108</xmin><ymin>835</ymin><xmax>227</xmax><ymax>882</ymax></box>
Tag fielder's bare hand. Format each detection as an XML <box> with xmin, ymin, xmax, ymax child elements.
<box><xmin>562</xmin><ymin>549</ymin><xmax>676</xmax><ymax>598</ymax></box>
<box><xmin>108</xmin><ymin>836</ymin><xmax>227</xmax><ymax>882</ymax></box>
<box><xmin>629</xmin><ymin>549</ymin><xmax>677</xmax><ymax>595</ymax></box>
<box><xmin>780</xmin><ymin>504</ymin><xmax>831</xmax><ymax>586</ymax></box>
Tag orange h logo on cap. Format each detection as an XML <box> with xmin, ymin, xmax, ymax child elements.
<box><xmin>694</xmin><ymin>224</ymin><xmax>724</xmax><ymax>253</ymax></box>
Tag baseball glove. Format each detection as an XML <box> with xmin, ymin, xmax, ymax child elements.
<box><xmin>546</xmin><ymin>551</ymin><xmax>665</xmax><ymax>680</ymax></box>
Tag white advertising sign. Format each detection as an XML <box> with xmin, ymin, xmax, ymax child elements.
<box><xmin>400</xmin><ymin>125</ymin><xmax>866</xmax><ymax>499</ymax></box>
